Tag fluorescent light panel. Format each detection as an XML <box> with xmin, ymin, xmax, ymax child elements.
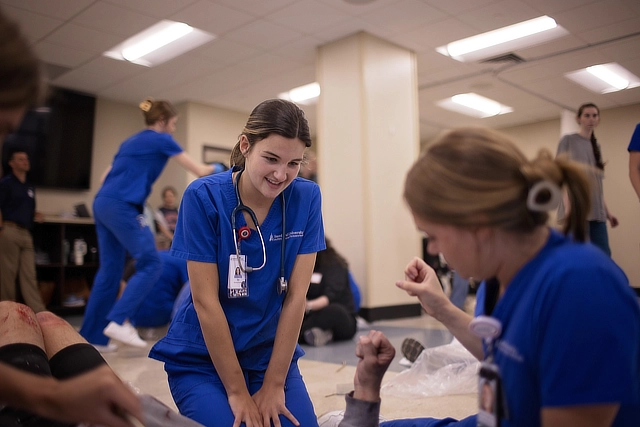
<box><xmin>278</xmin><ymin>82</ymin><xmax>320</xmax><ymax>105</ymax></box>
<box><xmin>565</xmin><ymin>62</ymin><xmax>640</xmax><ymax>94</ymax></box>
<box><xmin>436</xmin><ymin>15</ymin><xmax>568</xmax><ymax>62</ymax></box>
<box><xmin>104</xmin><ymin>20</ymin><xmax>215</xmax><ymax>67</ymax></box>
<box><xmin>437</xmin><ymin>93</ymin><xmax>513</xmax><ymax>118</ymax></box>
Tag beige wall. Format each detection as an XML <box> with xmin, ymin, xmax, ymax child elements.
<box><xmin>499</xmin><ymin>103</ymin><xmax>640</xmax><ymax>288</ymax></box>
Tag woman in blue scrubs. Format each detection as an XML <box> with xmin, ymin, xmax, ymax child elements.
<box><xmin>80</xmin><ymin>99</ymin><xmax>214</xmax><ymax>350</ymax></box>
<box><xmin>150</xmin><ymin>99</ymin><xmax>325</xmax><ymax>427</ymax></box>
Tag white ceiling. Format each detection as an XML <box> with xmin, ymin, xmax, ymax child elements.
<box><xmin>3</xmin><ymin>0</ymin><xmax>640</xmax><ymax>141</ymax></box>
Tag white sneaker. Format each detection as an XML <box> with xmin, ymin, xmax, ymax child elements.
<box><xmin>103</xmin><ymin>321</ymin><xmax>148</xmax><ymax>348</ymax></box>
<box><xmin>304</xmin><ymin>327</ymin><xmax>334</xmax><ymax>346</ymax></box>
<box><xmin>93</xmin><ymin>343</ymin><xmax>118</xmax><ymax>353</ymax></box>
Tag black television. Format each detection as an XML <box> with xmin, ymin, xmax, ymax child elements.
<box><xmin>2</xmin><ymin>87</ymin><xmax>96</xmax><ymax>190</ymax></box>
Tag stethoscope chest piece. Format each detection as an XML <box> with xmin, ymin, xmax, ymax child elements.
<box><xmin>238</xmin><ymin>226</ymin><xmax>251</xmax><ymax>240</ymax></box>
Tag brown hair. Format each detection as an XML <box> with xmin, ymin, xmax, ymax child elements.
<box><xmin>577</xmin><ymin>103</ymin><xmax>604</xmax><ymax>170</ymax></box>
<box><xmin>404</xmin><ymin>127</ymin><xmax>592</xmax><ymax>241</ymax></box>
<box><xmin>230</xmin><ymin>99</ymin><xmax>312</xmax><ymax>167</ymax></box>
<box><xmin>139</xmin><ymin>98</ymin><xmax>177</xmax><ymax>126</ymax></box>
<box><xmin>0</xmin><ymin>8</ymin><xmax>44</xmax><ymax>108</ymax></box>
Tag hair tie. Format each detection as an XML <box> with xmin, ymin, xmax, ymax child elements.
<box><xmin>527</xmin><ymin>180</ymin><xmax>562</xmax><ymax>212</ymax></box>
<box><xmin>139</xmin><ymin>99</ymin><xmax>153</xmax><ymax>112</ymax></box>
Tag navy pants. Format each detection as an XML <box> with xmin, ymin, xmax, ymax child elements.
<box><xmin>80</xmin><ymin>196</ymin><xmax>162</xmax><ymax>345</ymax></box>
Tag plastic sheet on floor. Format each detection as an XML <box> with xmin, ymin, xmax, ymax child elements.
<box><xmin>381</xmin><ymin>338</ymin><xmax>480</xmax><ymax>397</ymax></box>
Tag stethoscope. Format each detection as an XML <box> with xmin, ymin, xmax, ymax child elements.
<box><xmin>231</xmin><ymin>168</ymin><xmax>288</xmax><ymax>294</ymax></box>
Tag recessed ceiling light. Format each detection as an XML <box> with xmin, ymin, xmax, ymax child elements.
<box><xmin>436</xmin><ymin>15</ymin><xmax>568</xmax><ymax>62</ymax></box>
<box><xmin>104</xmin><ymin>20</ymin><xmax>215</xmax><ymax>67</ymax></box>
<box><xmin>437</xmin><ymin>93</ymin><xmax>513</xmax><ymax>118</ymax></box>
<box><xmin>565</xmin><ymin>62</ymin><xmax>640</xmax><ymax>94</ymax></box>
<box><xmin>278</xmin><ymin>82</ymin><xmax>321</xmax><ymax>105</ymax></box>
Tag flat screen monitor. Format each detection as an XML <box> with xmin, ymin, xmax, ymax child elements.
<box><xmin>2</xmin><ymin>87</ymin><xmax>96</xmax><ymax>190</ymax></box>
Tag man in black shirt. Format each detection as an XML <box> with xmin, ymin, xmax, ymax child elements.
<box><xmin>0</xmin><ymin>149</ymin><xmax>46</xmax><ymax>312</ymax></box>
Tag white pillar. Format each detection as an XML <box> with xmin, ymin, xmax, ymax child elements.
<box><xmin>317</xmin><ymin>32</ymin><xmax>421</xmax><ymax>320</ymax></box>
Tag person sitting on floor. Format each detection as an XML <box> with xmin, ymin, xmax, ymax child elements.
<box><xmin>300</xmin><ymin>238</ymin><xmax>358</xmax><ymax>347</ymax></box>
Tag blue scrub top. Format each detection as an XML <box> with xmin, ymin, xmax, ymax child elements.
<box><xmin>98</xmin><ymin>129</ymin><xmax>183</xmax><ymax>206</ymax></box>
<box><xmin>476</xmin><ymin>229</ymin><xmax>640</xmax><ymax>426</ymax></box>
<box><xmin>150</xmin><ymin>168</ymin><xmax>325</xmax><ymax>371</ymax></box>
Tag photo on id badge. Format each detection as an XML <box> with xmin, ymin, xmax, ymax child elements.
<box><xmin>229</xmin><ymin>254</ymin><xmax>248</xmax><ymax>298</ymax></box>
<box><xmin>478</xmin><ymin>362</ymin><xmax>501</xmax><ymax>427</ymax></box>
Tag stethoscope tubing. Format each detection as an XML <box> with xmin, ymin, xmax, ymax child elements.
<box><xmin>231</xmin><ymin>168</ymin><xmax>287</xmax><ymax>294</ymax></box>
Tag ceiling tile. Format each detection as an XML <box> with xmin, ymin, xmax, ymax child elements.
<box><xmin>45</xmin><ymin>22</ymin><xmax>123</xmax><ymax>53</ymax></box>
<box><xmin>0</xmin><ymin>0</ymin><xmax>94</xmax><ymax>20</ymax></box>
<box><xmin>271</xmin><ymin>35</ymin><xmax>324</xmax><ymax>64</ymax></box>
<box><xmin>211</xmin><ymin>0</ymin><xmax>300</xmax><ymax>17</ymax></box>
<box><xmin>313</xmin><ymin>17</ymin><xmax>395</xmax><ymax>44</ymax></box>
<box><xmin>102</xmin><ymin>0</ymin><xmax>199</xmax><ymax>19</ymax></box>
<box><xmin>235</xmin><ymin>52</ymin><xmax>306</xmax><ymax>78</ymax></box>
<box><xmin>34</xmin><ymin>41</ymin><xmax>95</xmax><ymax>67</ymax></box>
<box><xmin>424</xmin><ymin>0</ymin><xmax>500</xmax><ymax>15</ymax></box>
<box><xmin>0</xmin><ymin>5</ymin><xmax>63</xmax><ymax>42</ymax></box>
<box><xmin>169</xmin><ymin>1</ymin><xmax>255</xmax><ymax>36</ymax></box>
<box><xmin>266</xmin><ymin>0</ymin><xmax>351</xmax><ymax>33</ymax></box>
<box><xmin>554</xmin><ymin>0</ymin><xmax>638</xmax><ymax>34</ymax></box>
<box><xmin>53</xmin><ymin>56</ymin><xmax>146</xmax><ymax>93</ymax></box>
<box><xmin>100</xmin><ymin>53</ymin><xmax>225</xmax><ymax>102</ymax></box>
<box><xmin>189</xmin><ymin>38</ymin><xmax>259</xmax><ymax>65</ymax></box>
<box><xmin>392</xmin><ymin>17</ymin><xmax>479</xmax><ymax>51</ymax></box>
<box><xmin>455</xmin><ymin>0</ymin><xmax>542</xmax><ymax>32</ymax></box>
<box><xmin>519</xmin><ymin>0</ymin><xmax>601</xmax><ymax>15</ymax></box>
<box><xmin>576</xmin><ymin>16</ymin><xmax>640</xmax><ymax>45</ymax></box>
<box><xmin>359</xmin><ymin>0</ymin><xmax>448</xmax><ymax>34</ymax></box>
<box><xmin>224</xmin><ymin>19</ymin><xmax>303</xmax><ymax>49</ymax></box>
<box><xmin>72</xmin><ymin>2</ymin><xmax>157</xmax><ymax>37</ymax></box>
<box><xmin>314</xmin><ymin>0</ymin><xmax>399</xmax><ymax>15</ymax></box>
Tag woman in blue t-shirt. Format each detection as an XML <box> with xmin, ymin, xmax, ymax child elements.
<box><xmin>80</xmin><ymin>98</ymin><xmax>214</xmax><ymax>350</ymax></box>
<box><xmin>150</xmin><ymin>99</ymin><xmax>325</xmax><ymax>427</ymax></box>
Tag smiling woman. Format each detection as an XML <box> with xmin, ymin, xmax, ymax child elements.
<box><xmin>149</xmin><ymin>98</ymin><xmax>326</xmax><ymax>427</ymax></box>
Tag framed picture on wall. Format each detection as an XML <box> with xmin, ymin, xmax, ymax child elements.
<box><xmin>202</xmin><ymin>145</ymin><xmax>232</xmax><ymax>167</ymax></box>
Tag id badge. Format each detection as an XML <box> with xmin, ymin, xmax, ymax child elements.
<box><xmin>228</xmin><ymin>254</ymin><xmax>248</xmax><ymax>298</ymax></box>
<box><xmin>477</xmin><ymin>362</ymin><xmax>503</xmax><ymax>427</ymax></box>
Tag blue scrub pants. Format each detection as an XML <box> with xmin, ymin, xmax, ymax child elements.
<box><xmin>381</xmin><ymin>415</ymin><xmax>477</xmax><ymax>427</ymax></box>
<box><xmin>80</xmin><ymin>196</ymin><xmax>162</xmax><ymax>345</ymax></box>
<box><xmin>165</xmin><ymin>361</ymin><xmax>319</xmax><ymax>427</ymax></box>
